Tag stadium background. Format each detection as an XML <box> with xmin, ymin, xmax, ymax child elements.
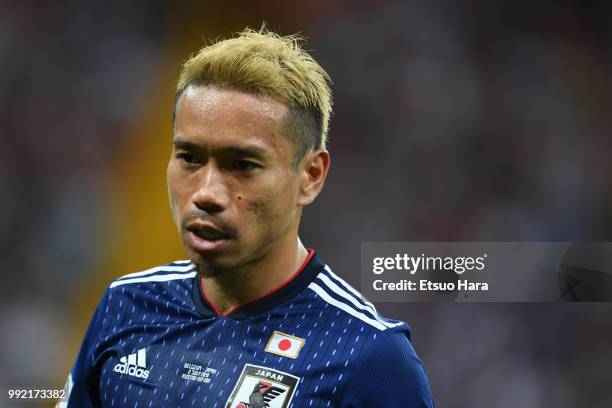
<box><xmin>1</xmin><ymin>0</ymin><xmax>611</xmax><ymax>406</ymax></box>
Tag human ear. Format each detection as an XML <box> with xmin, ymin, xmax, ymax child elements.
<box><xmin>297</xmin><ymin>149</ymin><xmax>330</xmax><ymax>206</ymax></box>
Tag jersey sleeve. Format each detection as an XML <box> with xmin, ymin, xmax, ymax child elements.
<box><xmin>61</xmin><ymin>288</ymin><xmax>110</xmax><ymax>408</ymax></box>
<box><xmin>341</xmin><ymin>329</ymin><xmax>434</xmax><ymax>407</ymax></box>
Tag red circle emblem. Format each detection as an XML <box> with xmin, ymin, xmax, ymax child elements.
<box><xmin>278</xmin><ymin>339</ymin><xmax>292</xmax><ymax>351</ymax></box>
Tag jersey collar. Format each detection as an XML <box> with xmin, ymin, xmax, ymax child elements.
<box><xmin>191</xmin><ymin>249</ymin><xmax>324</xmax><ymax>320</ymax></box>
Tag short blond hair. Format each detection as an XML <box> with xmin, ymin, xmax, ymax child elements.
<box><xmin>176</xmin><ymin>28</ymin><xmax>332</xmax><ymax>159</ymax></box>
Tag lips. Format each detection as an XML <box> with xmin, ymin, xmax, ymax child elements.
<box><xmin>185</xmin><ymin>222</ymin><xmax>231</xmax><ymax>253</ymax></box>
<box><xmin>189</xmin><ymin>226</ymin><xmax>228</xmax><ymax>240</ymax></box>
<box><xmin>186</xmin><ymin>222</ymin><xmax>228</xmax><ymax>238</ymax></box>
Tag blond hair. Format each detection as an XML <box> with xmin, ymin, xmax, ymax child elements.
<box><xmin>176</xmin><ymin>28</ymin><xmax>332</xmax><ymax>160</ymax></box>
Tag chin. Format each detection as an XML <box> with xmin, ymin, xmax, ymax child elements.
<box><xmin>187</xmin><ymin>249</ymin><xmax>240</xmax><ymax>278</ymax></box>
<box><xmin>193</xmin><ymin>259</ymin><xmax>234</xmax><ymax>278</ymax></box>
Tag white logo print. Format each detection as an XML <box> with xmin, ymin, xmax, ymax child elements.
<box><xmin>113</xmin><ymin>348</ymin><xmax>150</xmax><ymax>379</ymax></box>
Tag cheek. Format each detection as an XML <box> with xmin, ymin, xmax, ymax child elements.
<box><xmin>167</xmin><ymin>166</ymin><xmax>188</xmax><ymax>219</ymax></box>
<box><xmin>240</xmin><ymin>178</ymin><xmax>296</xmax><ymax>226</ymax></box>
<box><xmin>167</xmin><ymin>184</ymin><xmax>181</xmax><ymax>226</ymax></box>
<box><xmin>167</xmin><ymin>169</ymin><xmax>176</xmax><ymax>209</ymax></box>
<box><xmin>242</xmin><ymin>194</ymin><xmax>276</xmax><ymax>221</ymax></box>
<box><xmin>168</xmin><ymin>167</ymin><xmax>192</xmax><ymax>202</ymax></box>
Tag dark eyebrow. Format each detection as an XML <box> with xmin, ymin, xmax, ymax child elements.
<box><xmin>223</xmin><ymin>146</ymin><xmax>268</xmax><ymax>158</ymax></box>
<box><xmin>172</xmin><ymin>138</ymin><xmax>269</xmax><ymax>158</ymax></box>
<box><xmin>172</xmin><ymin>139</ymin><xmax>202</xmax><ymax>152</ymax></box>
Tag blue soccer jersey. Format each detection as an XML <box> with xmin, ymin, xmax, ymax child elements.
<box><xmin>63</xmin><ymin>250</ymin><xmax>434</xmax><ymax>407</ymax></box>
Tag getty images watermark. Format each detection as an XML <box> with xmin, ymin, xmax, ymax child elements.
<box><xmin>361</xmin><ymin>242</ymin><xmax>612</xmax><ymax>302</ymax></box>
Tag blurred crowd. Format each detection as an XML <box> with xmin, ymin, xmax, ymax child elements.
<box><xmin>1</xmin><ymin>1</ymin><xmax>610</xmax><ymax>407</ymax></box>
<box><xmin>0</xmin><ymin>0</ymin><xmax>170</xmax><ymax>391</ymax></box>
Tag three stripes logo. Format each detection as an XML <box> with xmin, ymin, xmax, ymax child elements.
<box><xmin>113</xmin><ymin>348</ymin><xmax>150</xmax><ymax>380</ymax></box>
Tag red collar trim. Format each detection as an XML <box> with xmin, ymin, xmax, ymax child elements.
<box><xmin>200</xmin><ymin>249</ymin><xmax>315</xmax><ymax>317</ymax></box>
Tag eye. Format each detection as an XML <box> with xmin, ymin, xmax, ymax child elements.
<box><xmin>231</xmin><ymin>160</ymin><xmax>259</xmax><ymax>171</ymax></box>
<box><xmin>176</xmin><ymin>152</ymin><xmax>198</xmax><ymax>165</ymax></box>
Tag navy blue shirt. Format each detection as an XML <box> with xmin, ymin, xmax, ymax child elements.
<box><xmin>63</xmin><ymin>251</ymin><xmax>434</xmax><ymax>407</ymax></box>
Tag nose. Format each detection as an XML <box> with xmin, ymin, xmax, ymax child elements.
<box><xmin>192</xmin><ymin>163</ymin><xmax>229</xmax><ymax>214</ymax></box>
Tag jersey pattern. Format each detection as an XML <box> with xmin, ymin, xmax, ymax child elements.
<box><xmin>65</xmin><ymin>250</ymin><xmax>434</xmax><ymax>407</ymax></box>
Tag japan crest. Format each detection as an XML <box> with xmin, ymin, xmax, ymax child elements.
<box><xmin>225</xmin><ymin>364</ymin><xmax>300</xmax><ymax>408</ymax></box>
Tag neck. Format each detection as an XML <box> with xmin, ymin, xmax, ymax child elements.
<box><xmin>201</xmin><ymin>236</ymin><xmax>309</xmax><ymax>316</ymax></box>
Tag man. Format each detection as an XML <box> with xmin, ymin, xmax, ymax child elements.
<box><xmin>62</xmin><ymin>28</ymin><xmax>434</xmax><ymax>407</ymax></box>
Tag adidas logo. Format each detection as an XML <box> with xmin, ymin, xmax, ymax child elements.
<box><xmin>113</xmin><ymin>348</ymin><xmax>150</xmax><ymax>379</ymax></box>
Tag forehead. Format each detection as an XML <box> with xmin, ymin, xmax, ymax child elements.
<box><xmin>173</xmin><ymin>85</ymin><xmax>290</xmax><ymax>154</ymax></box>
